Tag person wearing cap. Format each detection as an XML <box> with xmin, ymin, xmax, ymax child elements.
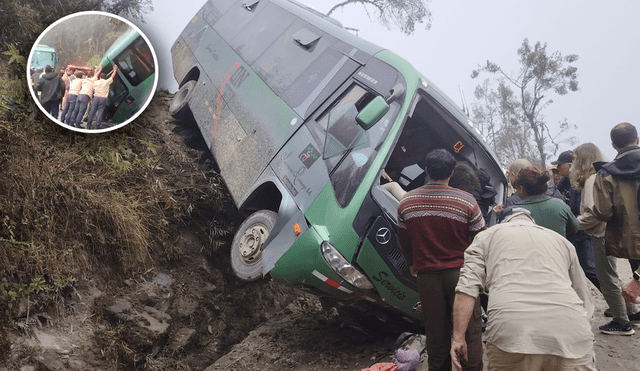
<box><xmin>398</xmin><ymin>149</ymin><xmax>485</xmax><ymax>371</ymax></box>
<box><xmin>592</xmin><ymin>123</ymin><xmax>640</xmax><ymax>309</ymax></box>
<box><xmin>502</xmin><ymin>159</ymin><xmax>562</xmax><ymax>210</ymax></box>
<box><xmin>450</xmin><ymin>206</ymin><xmax>596</xmax><ymax>371</ymax></box>
<box><xmin>553</xmin><ymin>150</ymin><xmax>601</xmax><ymax>291</ymax></box>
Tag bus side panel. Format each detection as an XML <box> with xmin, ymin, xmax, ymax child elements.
<box><xmin>173</xmin><ymin>14</ymin><xmax>306</xmax><ymax>205</ymax></box>
<box><xmin>186</xmin><ymin>74</ymin><xmax>258</xmax><ymax>204</ymax></box>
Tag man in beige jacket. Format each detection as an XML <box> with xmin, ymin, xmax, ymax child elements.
<box><xmin>451</xmin><ymin>207</ymin><xmax>595</xmax><ymax>371</ymax></box>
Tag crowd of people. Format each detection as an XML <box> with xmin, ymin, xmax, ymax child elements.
<box><xmin>396</xmin><ymin>122</ymin><xmax>640</xmax><ymax>371</ymax></box>
<box><xmin>32</xmin><ymin>63</ymin><xmax>118</xmax><ymax>130</ymax></box>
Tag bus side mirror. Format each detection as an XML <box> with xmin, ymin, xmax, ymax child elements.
<box><xmin>356</xmin><ymin>96</ymin><xmax>389</xmax><ymax>130</ymax></box>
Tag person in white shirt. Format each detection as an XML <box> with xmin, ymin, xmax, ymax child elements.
<box><xmin>61</xmin><ymin>70</ymin><xmax>84</xmax><ymax>126</ymax></box>
<box><xmin>86</xmin><ymin>64</ymin><xmax>118</xmax><ymax>129</ymax></box>
<box><xmin>71</xmin><ymin>65</ymin><xmax>102</xmax><ymax>128</ymax></box>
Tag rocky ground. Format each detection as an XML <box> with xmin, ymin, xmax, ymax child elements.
<box><xmin>1</xmin><ymin>92</ymin><xmax>639</xmax><ymax>371</ymax></box>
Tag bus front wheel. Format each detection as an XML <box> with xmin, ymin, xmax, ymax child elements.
<box><xmin>170</xmin><ymin>80</ymin><xmax>196</xmax><ymax>122</ymax></box>
<box><xmin>230</xmin><ymin>210</ymin><xmax>277</xmax><ymax>282</ymax></box>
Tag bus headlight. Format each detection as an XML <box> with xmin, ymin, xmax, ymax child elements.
<box><xmin>321</xmin><ymin>241</ymin><xmax>374</xmax><ymax>290</ymax></box>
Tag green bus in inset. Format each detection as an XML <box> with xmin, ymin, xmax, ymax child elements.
<box><xmin>99</xmin><ymin>27</ymin><xmax>155</xmax><ymax>125</ymax></box>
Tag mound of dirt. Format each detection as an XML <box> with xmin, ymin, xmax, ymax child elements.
<box><xmin>0</xmin><ymin>92</ymin><xmax>398</xmax><ymax>371</ymax></box>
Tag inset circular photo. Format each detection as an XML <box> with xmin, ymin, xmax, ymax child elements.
<box><xmin>28</xmin><ymin>11</ymin><xmax>158</xmax><ymax>133</ymax></box>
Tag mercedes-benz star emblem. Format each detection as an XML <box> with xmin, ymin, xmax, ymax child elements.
<box><xmin>375</xmin><ymin>227</ymin><xmax>391</xmax><ymax>245</ymax></box>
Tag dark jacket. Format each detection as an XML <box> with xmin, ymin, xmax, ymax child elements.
<box><xmin>593</xmin><ymin>146</ymin><xmax>640</xmax><ymax>259</ymax></box>
<box><xmin>35</xmin><ymin>72</ymin><xmax>65</xmax><ymax>104</ymax></box>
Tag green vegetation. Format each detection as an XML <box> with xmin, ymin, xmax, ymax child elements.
<box><xmin>0</xmin><ymin>58</ymin><xmax>237</xmax><ymax>328</ymax></box>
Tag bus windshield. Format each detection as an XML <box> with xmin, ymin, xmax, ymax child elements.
<box><xmin>32</xmin><ymin>51</ymin><xmax>57</xmax><ymax>70</ymax></box>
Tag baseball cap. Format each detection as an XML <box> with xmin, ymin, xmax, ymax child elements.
<box><xmin>551</xmin><ymin>150</ymin><xmax>573</xmax><ymax>165</ymax></box>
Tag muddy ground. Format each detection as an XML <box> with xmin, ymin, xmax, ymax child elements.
<box><xmin>2</xmin><ymin>92</ymin><xmax>639</xmax><ymax>371</ymax></box>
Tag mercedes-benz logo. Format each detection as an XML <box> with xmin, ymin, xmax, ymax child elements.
<box><xmin>375</xmin><ymin>227</ymin><xmax>391</xmax><ymax>245</ymax></box>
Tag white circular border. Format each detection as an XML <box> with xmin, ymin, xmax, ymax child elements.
<box><xmin>27</xmin><ymin>11</ymin><xmax>159</xmax><ymax>134</ymax></box>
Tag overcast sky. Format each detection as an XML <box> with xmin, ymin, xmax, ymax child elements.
<box><xmin>134</xmin><ymin>0</ymin><xmax>640</xmax><ymax>163</ymax></box>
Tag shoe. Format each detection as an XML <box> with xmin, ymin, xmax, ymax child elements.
<box><xmin>599</xmin><ymin>321</ymin><xmax>635</xmax><ymax>335</ymax></box>
<box><xmin>628</xmin><ymin>311</ymin><xmax>640</xmax><ymax>324</ymax></box>
<box><xmin>604</xmin><ymin>308</ymin><xmax>613</xmax><ymax>317</ymax></box>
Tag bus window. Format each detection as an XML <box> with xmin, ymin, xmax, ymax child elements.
<box><xmin>115</xmin><ymin>37</ymin><xmax>154</xmax><ymax>87</ymax></box>
<box><xmin>310</xmin><ymin>83</ymin><xmax>398</xmax><ymax>206</ymax></box>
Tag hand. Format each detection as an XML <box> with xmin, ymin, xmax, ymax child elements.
<box><xmin>451</xmin><ymin>338</ymin><xmax>468</xmax><ymax>371</ymax></box>
<box><xmin>409</xmin><ymin>265</ymin><xmax>417</xmax><ymax>277</ymax></box>
<box><xmin>381</xmin><ymin>169</ymin><xmax>393</xmax><ymax>183</ymax></box>
<box><xmin>493</xmin><ymin>203</ymin><xmax>503</xmax><ymax>214</ymax></box>
<box><xmin>622</xmin><ymin>279</ymin><xmax>640</xmax><ymax>304</ymax></box>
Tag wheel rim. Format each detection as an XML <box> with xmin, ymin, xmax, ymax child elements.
<box><xmin>171</xmin><ymin>86</ymin><xmax>189</xmax><ymax>110</ymax></box>
<box><xmin>238</xmin><ymin>223</ymin><xmax>269</xmax><ymax>265</ymax></box>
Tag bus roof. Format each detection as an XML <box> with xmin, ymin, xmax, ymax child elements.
<box><xmin>278</xmin><ymin>0</ymin><xmax>383</xmax><ymax>57</ymax></box>
<box><xmin>101</xmin><ymin>28</ymin><xmax>140</xmax><ymax>64</ymax></box>
<box><xmin>34</xmin><ymin>44</ymin><xmax>56</xmax><ymax>53</ymax></box>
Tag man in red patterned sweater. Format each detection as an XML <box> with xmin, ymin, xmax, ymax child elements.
<box><xmin>398</xmin><ymin>148</ymin><xmax>486</xmax><ymax>371</ymax></box>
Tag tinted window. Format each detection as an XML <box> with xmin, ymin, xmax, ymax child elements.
<box><xmin>214</xmin><ymin>0</ymin><xmax>263</xmax><ymax>42</ymax></box>
<box><xmin>115</xmin><ymin>37</ymin><xmax>154</xmax><ymax>87</ymax></box>
<box><xmin>253</xmin><ymin>19</ymin><xmax>324</xmax><ymax>96</ymax></box>
<box><xmin>281</xmin><ymin>46</ymin><xmax>343</xmax><ymax>108</ymax></box>
<box><xmin>203</xmin><ymin>0</ymin><xmax>235</xmax><ymax>26</ymax></box>
<box><xmin>229</xmin><ymin>3</ymin><xmax>295</xmax><ymax>65</ymax></box>
<box><xmin>32</xmin><ymin>51</ymin><xmax>56</xmax><ymax>69</ymax></box>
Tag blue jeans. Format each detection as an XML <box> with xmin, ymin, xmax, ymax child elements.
<box><xmin>86</xmin><ymin>96</ymin><xmax>107</xmax><ymax>129</ymax></box>
<box><xmin>73</xmin><ymin>94</ymin><xmax>89</xmax><ymax>127</ymax></box>
<box><xmin>61</xmin><ymin>94</ymin><xmax>77</xmax><ymax>125</ymax></box>
<box><xmin>569</xmin><ymin>230</ymin><xmax>600</xmax><ymax>291</ymax></box>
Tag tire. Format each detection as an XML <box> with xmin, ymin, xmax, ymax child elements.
<box><xmin>169</xmin><ymin>80</ymin><xmax>196</xmax><ymax>122</ymax></box>
<box><xmin>230</xmin><ymin>210</ymin><xmax>277</xmax><ymax>282</ymax></box>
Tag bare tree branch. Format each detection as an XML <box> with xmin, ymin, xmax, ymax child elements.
<box><xmin>327</xmin><ymin>0</ymin><xmax>431</xmax><ymax>35</ymax></box>
<box><xmin>471</xmin><ymin>38</ymin><xmax>579</xmax><ymax>167</ymax></box>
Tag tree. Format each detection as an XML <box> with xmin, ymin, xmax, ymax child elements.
<box><xmin>102</xmin><ymin>0</ymin><xmax>154</xmax><ymax>22</ymax></box>
<box><xmin>327</xmin><ymin>0</ymin><xmax>431</xmax><ymax>35</ymax></box>
<box><xmin>0</xmin><ymin>0</ymin><xmax>152</xmax><ymax>58</ymax></box>
<box><xmin>471</xmin><ymin>38</ymin><xmax>579</xmax><ymax>168</ymax></box>
<box><xmin>471</xmin><ymin>79</ymin><xmax>539</xmax><ymax>166</ymax></box>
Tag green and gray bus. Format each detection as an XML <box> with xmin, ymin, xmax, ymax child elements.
<box><xmin>171</xmin><ymin>0</ymin><xmax>507</xmax><ymax>330</ymax></box>
<box><xmin>99</xmin><ymin>27</ymin><xmax>155</xmax><ymax>124</ymax></box>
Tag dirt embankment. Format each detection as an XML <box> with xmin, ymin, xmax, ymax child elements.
<box><xmin>0</xmin><ymin>92</ymin><xmax>395</xmax><ymax>371</ymax></box>
<box><xmin>2</xmin><ymin>92</ymin><xmax>640</xmax><ymax>371</ymax></box>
